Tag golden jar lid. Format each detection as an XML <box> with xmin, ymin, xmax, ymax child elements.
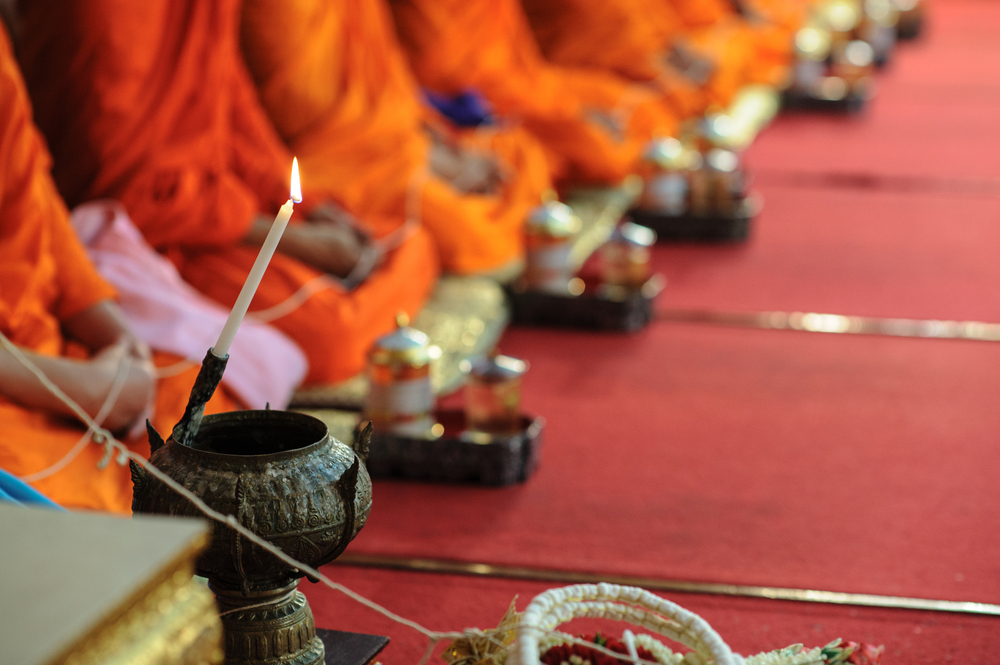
<box><xmin>705</xmin><ymin>149</ymin><xmax>740</xmax><ymax>173</ymax></box>
<box><xmin>644</xmin><ymin>137</ymin><xmax>686</xmax><ymax>170</ymax></box>
<box><xmin>820</xmin><ymin>0</ymin><xmax>861</xmax><ymax>32</ymax></box>
<box><xmin>461</xmin><ymin>353</ymin><xmax>529</xmax><ymax>384</ymax></box>
<box><xmin>526</xmin><ymin>200</ymin><xmax>581</xmax><ymax>239</ymax></box>
<box><xmin>369</xmin><ymin>313</ymin><xmax>440</xmax><ymax>368</ymax></box>
<box><xmin>795</xmin><ymin>24</ymin><xmax>833</xmax><ymax>60</ymax></box>
<box><xmin>610</xmin><ymin>220</ymin><xmax>657</xmax><ymax>247</ymax></box>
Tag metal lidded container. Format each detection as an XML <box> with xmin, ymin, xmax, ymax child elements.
<box><xmin>364</xmin><ymin>313</ymin><xmax>439</xmax><ymax>437</ymax></box>
<box><xmin>524</xmin><ymin>198</ymin><xmax>581</xmax><ymax>295</ymax></box>
<box><xmin>704</xmin><ymin>148</ymin><xmax>743</xmax><ymax>216</ymax></box>
<box><xmin>599</xmin><ymin>220</ymin><xmax>657</xmax><ymax>289</ymax></box>
<box><xmin>461</xmin><ymin>353</ymin><xmax>529</xmax><ymax>436</ymax></box>
<box><xmin>641</xmin><ymin>137</ymin><xmax>690</xmax><ymax>216</ymax></box>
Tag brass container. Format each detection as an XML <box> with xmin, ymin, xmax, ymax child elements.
<box><xmin>819</xmin><ymin>0</ymin><xmax>861</xmax><ymax>48</ymax></box>
<box><xmin>860</xmin><ymin>0</ymin><xmax>898</xmax><ymax>62</ymax></box>
<box><xmin>131</xmin><ymin>410</ymin><xmax>372</xmax><ymax>665</ymax></box>
<box><xmin>704</xmin><ymin>149</ymin><xmax>743</xmax><ymax>216</ymax></box>
<box><xmin>685</xmin><ymin>150</ymin><xmax>711</xmax><ymax>217</ymax></box>
<box><xmin>524</xmin><ymin>200</ymin><xmax>581</xmax><ymax>294</ymax></box>
<box><xmin>461</xmin><ymin>354</ymin><xmax>529</xmax><ymax>435</ymax></box>
<box><xmin>365</xmin><ymin>314</ymin><xmax>437</xmax><ymax>437</ymax></box>
<box><xmin>894</xmin><ymin>0</ymin><xmax>923</xmax><ymax>37</ymax></box>
<box><xmin>641</xmin><ymin>138</ymin><xmax>689</xmax><ymax>215</ymax></box>
<box><xmin>831</xmin><ymin>40</ymin><xmax>875</xmax><ymax>95</ymax></box>
<box><xmin>599</xmin><ymin>221</ymin><xmax>656</xmax><ymax>289</ymax></box>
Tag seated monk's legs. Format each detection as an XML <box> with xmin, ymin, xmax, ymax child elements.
<box><xmin>421</xmin><ymin>125</ymin><xmax>552</xmax><ymax>277</ymax></box>
<box><xmin>0</xmin><ymin>351</ymin><xmax>240</xmax><ymax>514</ymax></box>
<box><xmin>178</xmin><ymin>225</ymin><xmax>439</xmax><ymax>385</ymax></box>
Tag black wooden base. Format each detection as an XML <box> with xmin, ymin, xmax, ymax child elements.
<box><xmin>505</xmin><ymin>276</ymin><xmax>663</xmax><ymax>332</ymax></box>
<box><xmin>366</xmin><ymin>409</ymin><xmax>544</xmax><ymax>486</ymax></box>
<box><xmin>628</xmin><ymin>196</ymin><xmax>757</xmax><ymax>243</ymax></box>
<box><xmin>896</xmin><ymin>14</ymin><xmax>924</xmax><ymax>41</ymax></box>
<box><xmin>317</xmin><ymin>628</ymin><xmax>389</xmax><ymax>665</ymax></box>
<box><xmin>782</xmin><ymin>90</ymin><xmax>867</xmax><ymax>114</ymax></box>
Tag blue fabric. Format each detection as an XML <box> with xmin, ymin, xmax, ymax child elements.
<box><xmin>424</xmin><ymin>89</ymin><xmax>494</xmax><ymax>128</ymax></box>
<box><xmin>0</xmin><ymin>468</ymin><xmax>64</xmax><ymax>509</ymax></box>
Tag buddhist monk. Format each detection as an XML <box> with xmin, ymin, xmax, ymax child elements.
<box><xmin>17</xmin><ymin>0</ymin><xmax>439</xmax><ymax>387</ymax></box>
<box><xmin>0</xmin><ymin>22</ymin><xmax>241</xmax><ymax>513</ymax></box>
<box><xmin>388</xmin><ymin>0</ymin><xmax>680</xmax><ymax>186</ymax></box>
<box><xmin>241</xmin><ymin>0</ymin><xmax>553</xmax><ymax>277</ymax></box>
<box><xmin>521</xmin><ymin>0</ymin><xmax>799</xmax><ymax>119</ymax></box>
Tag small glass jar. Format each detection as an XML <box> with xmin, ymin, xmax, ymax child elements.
<box><xmin>461</xmin><ymin>354</ymin><xmax>529</xmax><ymax>436</ymax></box>
<box><xmin>642</xmin><ymin>138</ymin><xmax>689</xmax><ymax>216</ymax></box>
<box><xmin>705</xmin><ymin>149</ymin><xmax>742</xmax><ymax>216</ymax></box>
<box><xmin>599</xmin><ymin>220</ymin><xmax>656</xmax><ymax>290</ymax></box>
<box><xmin>832</xmin><ymin>39</ymin><xmax>875</xmax><ymax>87</ymax></box>
<box><xmin>524</xmin><ymin>200</ymin><xmax>581</xmax><ymax>294</ymax></box>
<box><xmin>364</xmin><ymin>313</ymin><xmax>438</xmax><ymax>437</ymax></box>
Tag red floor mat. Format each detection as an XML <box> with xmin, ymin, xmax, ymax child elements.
<box><xmin>349</xmin><ymin>327</ymin><xmax>1000</xmax><ymax>604</ymax></box>
<box><xmin>650</xmin><ymin>186</ymin><xmax>1000</xmax><ymax>321</ymax></box>
<box><xmin>305</xmin><ymin>566</ymin><xmax>1000</xmax><ymax>665</ymax></box>
<box><xmin>748</xmin><ymin>1</ymin><xmax>1000</xmax><ymax>182</ymax></box>
<box><xmin>313</xmin><ymin>4</ymin><xmax>1000</xmax><ymax>660</ymax></box>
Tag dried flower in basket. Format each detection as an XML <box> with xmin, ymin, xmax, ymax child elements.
<box><xmin>444</xmin><ymin>599</ymin><xmax>522</xmax><ymax>665</ymax></box>
<box><xmin>443</xmin><ymin>590</ymin><xmax>884</xmax><ymax>665</ymax></box>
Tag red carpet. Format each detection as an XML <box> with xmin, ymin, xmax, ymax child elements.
<box><xmin>306</xmin><ymin>567</ymin><xmax>1000</xmax><ymax>665</ymax></box>
<box><xmin>652</xmin><ymin>186</ymin><xmax>1000</xmax><ymax>320</ymax></box>
<box><xmin>307</xmin><ymin>2</ymin><xmax>1000</xmax><ymax>662</ymax></box>
<box><xmin>348</xmin><ymin>326</ymin><xmax>1000</xmax><ymax>603</ymax></box>
<box><xmin>747</xmin><ymin>0</ymin><xmax>1000</xmax><ymax>182</ymax></box>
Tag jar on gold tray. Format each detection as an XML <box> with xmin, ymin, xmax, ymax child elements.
<box><xmin>524</xmin><ymin>200</ymin><xmax>581</xmax><ymax>295</ymax></box>
<box><xmin>599</xmin><ymin>220</ymin><xmax>656</xmax><ymax>290</ymax></box>
<box><xmin>641</xmin><ymin>138</ymin><xmax>689</xmax><ymax>216</ymax></box>
<box><xmin>364</xmin><ymin>313</ymin><xmax>439</xmax><ymax>438</ymax></box>
<box><xmin>704</xmin><ymin>148</ymin><xmax>743</xmax><ymax>216</ymax></box>
<box><xmin>461</xmin><ymin>353</ymin><xmax>529</xmax><ymax>436</ymax></box>
<box><xmin>831</xmin><ymin>39</ymin><xmax>875</xmax><ymax>88</ymax></box>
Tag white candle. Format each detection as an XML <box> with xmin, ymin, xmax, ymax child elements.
<box><xmin>212</xmin><ymin>158</ymin><xmax>302</xmax><ymax>358</ymax></box>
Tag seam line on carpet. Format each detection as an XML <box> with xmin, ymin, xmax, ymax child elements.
<box><xmin>654</xmin><ymin>309</ymin><xmax>1000</xmax><ymax>341</ymax></box>
<box><xmin>754</xmin><ymin>170</ymin><xmax>1000</xmax><ymax>198</ymax></box>
<box><xmin>334</xmin><ymin>554</ymin><xmax>1000</xmax><ymax>617</ymax></box>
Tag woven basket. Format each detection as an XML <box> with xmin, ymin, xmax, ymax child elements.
<box><xmin>508</xmin><ymin>583</ymin><xmax>739</xmax><ymax>665</ymax></box>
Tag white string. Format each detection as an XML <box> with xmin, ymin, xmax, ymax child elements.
<box><xmin>15</xmin><ymin>350</ymin><xmax>130</xmax><ymax>483</ymax></box>
<box><xmin>246</xmin><ymin>273</ymin><xmax>341</xmax><ymax>323</ymax></box>
<box><xmin>154</xmin><ymin>358</ymin><xmax>199</xmax><ymax>379</ymax></box>
<box><xmin>0</xmin><ymin>329</ymin><xmax>715</xmax><ymax>665</ymax></box>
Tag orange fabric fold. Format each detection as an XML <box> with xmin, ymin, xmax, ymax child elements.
<box><xmin>389</xmin><ymin>0</ymin><xmax>679</xmax><ymax>186</ymax></box>
<box><xmin>522</xmin><ymin>0</ymin><xmax>799</xmax><ymax>116</ymax></box>
<box><xmin>0</xmin><ymin>25</ymin><xmax>239</xmax><ymax>514</ymax></box>
<box><xmin>240</xmin><ymin>0</ymin><xmax>552</xmax><ymax>275</ymax></box>
<box><xmin>18</xmin><ymin>0</ymin><xmax>439</xmax><ymax>385</ymax></box>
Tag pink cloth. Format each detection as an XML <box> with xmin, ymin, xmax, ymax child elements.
<box><xmin>72</xmin><ymin>201</ymin><xmax>307</xmax><ymax>409</ymax></box>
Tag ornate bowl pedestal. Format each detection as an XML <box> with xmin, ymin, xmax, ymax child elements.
<box><xmin>131</xmin><ymin>410</ymin><xmax>373</xmax><ymax>665</ymax></box>
<box><xmin>211</xmin><ymin>579</ymin><xmax>322</xmax><ymax>665</ymax></box>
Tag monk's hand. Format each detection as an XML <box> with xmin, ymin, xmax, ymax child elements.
<box><xmin>87</xmin><ymin>340</ymin><xmax>157</xmax><ymax>434</ymax></box>
<box><xmin>429</xmin><ymin>137</ymin><xmax>504</xmax><ymax>195</ymax></box>
<box><xmin>117</xmin><ymin>331</ymin><xmax>152</xmax><ymax>363</ymax></box>
<box><xmin>277</xmin><ymin>220</ymin><xmax>367</xmax><ymax>279</ymax></box>
<box><xmin>63</xmin><ymin>299</ymin><xmax>151</xmax><ymax>362</ymax></box>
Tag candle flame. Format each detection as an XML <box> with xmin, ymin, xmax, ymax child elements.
<box><xmin>290</xmin><ymin>157</ymin><xmax>302</xmax><ymax>203</ymax></box>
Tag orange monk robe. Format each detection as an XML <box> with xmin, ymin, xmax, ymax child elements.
<box><xmin>521</xmin><ymin>0</ymin><xmax>708</xmax><ymax>118</ymax></box>
<box><xmin>241</xmin><ymin>0</ymin><xmax>552</xmax><ymax>275</ymax></box>
<box><xmin>523</xmin><ymin>0</ymin><xmax>798</xmax><ymax>117</ymax></box>
<box><xmin>18</xmin><ymin>0</ymin><xmax>439</xmax><ymax>386</ymax></box>
<box><xmin>389</xmin><ymin>0</ymin><xmax>679</xmax><ymax>186</ymax></box>
<box><xmin>0</xmin><ymin>26</ymin><xmax>238</xmax><ymax>513</ymax></box>
<box><xmin>663</xmin><ymin>0</ymin><xmax>799</xmax><ymax>97</ymax></box>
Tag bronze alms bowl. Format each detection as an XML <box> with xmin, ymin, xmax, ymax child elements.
<box><xmin>131</xmin><ymin>410</ymin><xmax>371</xmax><ymax>665</ymax></box>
